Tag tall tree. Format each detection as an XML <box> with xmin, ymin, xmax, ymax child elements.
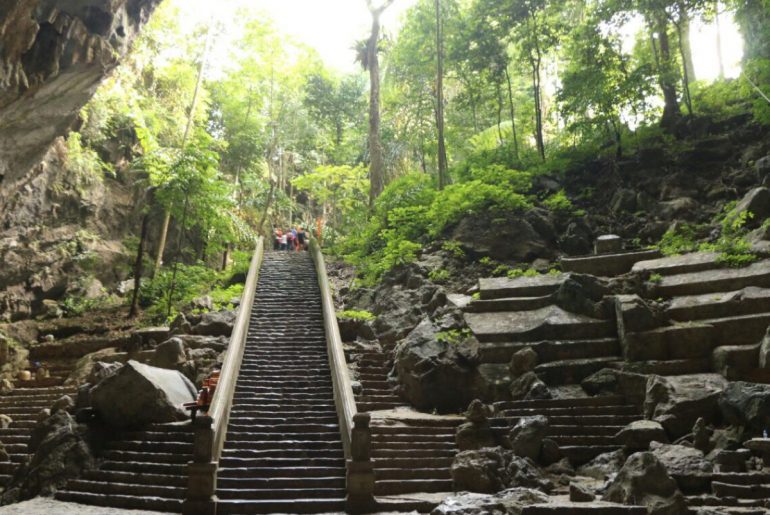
<box><xmin>435</xmin><ymin>0</ymin><xmax>449</xmax><ymax>189</ymax></box>
<box><xmin>360</xmin><ymin>0</ymin><xmax>396</xmax><ymax>205</ymax></box>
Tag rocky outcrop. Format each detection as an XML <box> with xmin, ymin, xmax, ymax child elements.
<box><xmin>0</xmin><ymin>0</ymin><xmax>162</xmax><ymax>186</ymax></box>
<box><xmin>90</xmin><ymin>359</ymin><xmax>196</xmax><ymax>428</ymax></box>
<box><xmin>602</xmin><ymin>452</ymin><xmax>688</xmax><ymax>515</ymax></box>
<box><xmin>644</xmin><ymin>374</ymin><xmax>728</xmax><ymax>439</ymax></box>
<box><xmin>431</xmin><ymin>487</ymin><xmax>550</xmax><ymax>515</ymax></box>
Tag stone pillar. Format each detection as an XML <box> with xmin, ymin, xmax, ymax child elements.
<box><xmin>347</xmin><ymin>413</ymin><xmax>376</xmax><ymax>513</ymax></box>
<box><xmin>595</xmin><ymin>234</ymin><xmax>622</xmax><ymax>254</ymax></box>
<box><xmin>182</xmin><ymin>416</ymin><xmax>218</xmax><ymax>515</ymax></box>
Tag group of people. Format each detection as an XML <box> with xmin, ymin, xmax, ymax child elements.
<box><xmin>274</xmin><ymin>227</ymin><xmax>308</xmax><ymax>251</ymax></box>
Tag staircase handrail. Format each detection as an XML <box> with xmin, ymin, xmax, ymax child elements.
<box><xmin>309</xmin><ymin>238</ymin><xmax>358</xmax><ymax>458</ymax></box>
<box><xmin>183</xmin><ymin>237</ymin><xmax>264</xmax><ymax>515</ymax></box>
<box><xmin>208</xmin><ymin>237</ymin><xmax>264</xmax><ymax>457</ymax></box>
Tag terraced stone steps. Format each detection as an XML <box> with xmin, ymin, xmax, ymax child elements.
<box><xmin>215</xmin><ymin>251</ymin><xmax>346</xmax><ymax>514</ymax></box>
<box><xmin>0</xmin><ymin>385</ymin><xmax>78</xmax><ymax>485</ymax></box>
<box><xmin>681</xmin><ymin>472</ymin><xmax>770</xmax><ymax>513</ymax></box>
<box><xmin>493</xmin><ymin>396</ymin><xmax>643</xmax><ymax>466</ymax></box>
<box><xmin>370</xmin><ymin>423</ymin><xmax>459</xmax><ymax>497</ymax></box>
<box><xmin>353</xmin><ymin>350</ymin><xmax>403</xmax><ymax>412</ymax></box>
<box><xmin>56</xmin><ymin>422</ymin><xmax>192</xmax><ymax>511</ymax></box>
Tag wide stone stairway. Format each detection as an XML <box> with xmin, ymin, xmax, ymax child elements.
<box><xmin>214</xmin><ymin>251</ymin><xmax>347</xmax><ymax>514</ymax></box>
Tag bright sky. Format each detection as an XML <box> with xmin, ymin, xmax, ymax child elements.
<box><xmin>181</xmin><ymin>0</ymin><xmax>418</xmax><ymax>72</ymax></box>
<box><xmin>176</xmin><ymin>0</ymin><xmax>743</xmax><ymax>81</ymax></box>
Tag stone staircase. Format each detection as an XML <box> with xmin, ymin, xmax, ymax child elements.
<box><xmin>464</xmin><ymin>274</ymin><xmax>622</xmax><ymax>387</ymax></box>
<box><xmin>621</xmin><ymin>255</ymin><xmax>770</xmax><ymax>379</ymax></box>
<box><xmin>0</xmin><ymin>385</ymin><xmax>77</xmax><ymax>486</ymax></box>
<box><xmin>493</xmin><ymin>396</ymin><xmax>642</xmax><ymax>466</ymax></box>
<box><xmin>682</xmin><ymin>472</ymin><xmax>770</xmax><ymax>513</ymax></box>
<box><xmin>350</xmin><ymin>332</ymin><xmax>462</xmax><ymax>510</ymax></box>
<box><xmin>56</xmin><ymin>422</ymin><xmax>193</xmax><ymax>512</ymax></box>
<box><xmin>215</xmin><ymin>251</ymin><xmax>347</xmax><ymax>514</ymax></box>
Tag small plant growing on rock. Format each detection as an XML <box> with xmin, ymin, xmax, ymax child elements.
<box><xmin>543</xmin><ymin>189</ymin><xmax>574</xmax><ymax>213</ymax></box>
<box><xmin>648</xmin><ymin>273</ymin><xmax>663</xmax><ymax>284</ymax></box>
<box><xmin>658</xmin><ymin>224</ymin><xmax>700</xmax><ymax>256</ymax></box>
<box><xmin>441</xmin><ymin>240</ymin><xmax>465</xmax><ymax>259</ymax></box>
<box><xmin>428</xmin><ymin>269</ymin><xmax>451</xmax><ymax>283</ymax></box>
<box><xmin>507</xmin><ymin>268</ymin><xmax>540</xmax><ymax>279</ymax></box>
<box><xmin>435</xmin><ymin>329</ymin><xmax>472</xmax><ymax>345</ymax></box>
<box><xmin>336</xmin><ymin>310</ymin><xmax>376</xmax><ymax>321</ymax></box>
<box><xmin>471</xmin><ymin>292</ymin><xmax>481</xmax><ymax>300</ymax></box>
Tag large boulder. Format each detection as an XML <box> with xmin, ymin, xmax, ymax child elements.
<box><xmin>393</xmin><ymin>319</ymin><xmax>480</xmax><ymax>413</ymax></box>
<box><xmin>602</xmin><ymin>452</ymin><xmax>688</xmax><ymax>515</ymax></box>
<box><xmin>644</xmin><ymin>374</ymin><xmax>727</xmax><ymax>439</ymax></box>
<box><xmin>725</xmin><ymin>187</ymin><xmax>770</xmax><ymax>229</ymax></box>
<box><xmin>649</xmin><ymin>442</ymin><xmax>712</xmax><ymax>492</ymax></box>
<box><xmin>1</xmin><ymin>411</ymin><xmax>95</xmax><ymax>503</ymax></box>
<box><xmin>509</xmin><ymin>415</ymin><xmax>548</xmax><ymax>461</ymax></box>
<box><xmin>509</xmin><ymin>371</ymin><xmax>551</xmax><ymax>401</ymax></box>
<box><xmin>90</xmin><ymin>360</ymin><xmax>196</xmax><ymax>428</ymax></box>
<box><xmin>718</xmin><ymin>381</ymin><xmax>770</xmax><ymax>434</ymax></box>
<box><xmin>452</xmin><ymin>448</ymin><xmax>510</xmax><ymax>493</ymax></box>
<box><xmin>615</xmin><ymin>420</ymin><xmax>668</xmax><ymax>451</ymax></box>
<box><xmin>577</xmin><ymin>449</ymin><xmax>627</xmax><ymax>480</ymax></box>
<box><xmin>431</xmin><ymin>488</ymin><xmax>550</xmax><ymax>515</ymax></box>
<box><xmin>192</xmin><ymin>310</ymin><xmax>236</xmax><ymax>337</ymax></box>
<box><xmin>449</xmin><ymin>213</ymin><xmax>556</xmax><ymax>262</ymax></box>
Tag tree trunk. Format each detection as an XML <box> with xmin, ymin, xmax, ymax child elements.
<box><xmin>715</xmin><ymin>0</ymin><xmax>725</xmax><ymax>79</ymax></box>
<box><xmin>654</xmin><ymin>16</ymin><xmax>681</xmax><ymax>129</ymax></box>
<box><xmin>128</xmin><ymin>212</ymin><xmax>150</xmax><ymax>319</ymax></box>
<box><xmin>527</xmin><ymin>16</ymin><xmax>546</xmax><ymax>161</ymax></box>
<box><xmin>495</xmin><ymin>81</ymin><xmax>504</xmax><ymax>146</ymax></box>
<box><xmin>152</xmin><ymin>210</ymin><xmax>170</xmax><ymax>278</ymax></box>
<box><xmin>679</xmin><ymin>9</ymin><xmax>696</xmax><ymax>82</ymax></box>
<box><xmin>367</xmin><ymin>14</ymin><xmax>386</xmax><ymax>204</ymax></box>
<box><xmin>504</xmin><ymin>67</ymin><xmax>519</xmax><ymax>159</ymax></box>
<box><xmin>258</xmin><ymin>181</ymin><xmax>277</xmax><ymax>235</ymax></box>
<box><xmin>435</xmin><ymin>0</ymin><xmax>448</xmax><ymax>190</ymax></box>
<box><xmin>674</xmin><ymin>20</ymin><xmax>694</xmax><ymax>115</ymax></box>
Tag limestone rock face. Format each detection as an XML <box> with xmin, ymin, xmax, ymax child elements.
<box><xmin>393</xmin><ymin>318</ymin><xmax>480</xmax><ymax>413</ymax></box>
<box><xmin>726</xmin><ymin>187</ymin><xmax>770</xmax><ymax>228</ymax></box>
<box><xmin>718</xmin><ymin>381</ymin><xmax>770</xmax><ymax>434</ymax></box>
<box><xmin>451</xmin><ymin>447</ymin><xmax>510</xmax><ymax>493</ymax></box>
<box><xmin>0</xmin><ymin>0</ymin><xmax>162</xmax><ymax>185</ymax></box>
<box><xmin>1</xmin><ymin>410</ymin><xmax>95</xmax><ymax>503</ymax></box>
<box><xmin>644</xmin><ymin>374</ymin><xmax>727</xmax><ymax>439</ymax></box>
<box><xmin>90</xmin><ymin>360</ymin><xmax>196</xmax><ymax>428</ymax></box>
<box><xmin>602</xmin><ymin>452</ymin><xmax>688</xmax><ymax>515</ymax></box>
<box><xmin>448</xmin><ymin>212</ymin><xmax>556</xmax><ymax>262</ymax></box>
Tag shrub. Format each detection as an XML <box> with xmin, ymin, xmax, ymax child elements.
<box><xmin>543</xmin><ymin>189</ymin><xmax>574</xmax><ymax>213</ymax></box>
<box><xmin>428</xmin><ymin>269</ymin><xmax>451</xmax><ymax>283</ymax></box>
<box><xmin>337</xmin><ymin>310</ymin><xmax>376</xmax><ymax>321</ymax></box>
<box><xmin>658</xmin><ymin>224</ymin><xmax>700</xmax><ymax>256</ymax></box>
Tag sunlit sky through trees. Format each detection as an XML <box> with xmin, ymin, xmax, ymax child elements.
<box><xmin>176</xmin><ymin>0</ymin><xmax>744</xmax><ymax>82</ymax></box>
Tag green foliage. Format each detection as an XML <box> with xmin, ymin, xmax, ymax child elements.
<box><xmin>441</xmin><ymin>240</ymin><xmax>465</xmax><ymax>259</ymax></box>
<box><xmin>648</xmin><ymin>273</ymin><xmax>663</xmax><ymax>284</ymax></box>
<box><xmin>427</xmin><ymin>181</ymin><xmax>532</xmax><ymax>236</ymax></box>
<box><xmin>435</xmin><ymin>328</ymin><xmax>472</xmax><ymax>345</ymax></box>
<box><xmin>428</xmin><ymin>269</ymin><xmax>451</xmax><ymax>283</ymax></box>
<box><xmin>65</xmin><ymin>132</ymin><xmax>114</xmax><ymax>186</ymax></box>
<box><xmin>542</xmin><ymin>190</ymin><xmax>574</xmax><ymax>213</ymax></box>
<box><xmin>336</xmin><ymin>310</ymin><xmax>376</xmax><ymax>321</ymax></box>
<box><xmin>139</xmin><ymin>264</ymin><xmax>219</xmax><ymax>321</ymax></box>
<box><xmin>506</xmin><ymin>268</ymin><xmax>540</xmax><ymax>279</ymax></box>
<box><xmin>658</xmin><ymin>225</ymin><xmax>700</xmax><ymax>256</ymax></box>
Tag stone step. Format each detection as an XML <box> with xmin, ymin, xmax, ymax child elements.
<box><xmin>535</xmin><ymin>357</ymin><xmax>620</xmax><ymax>385</ymax></box>
<box><xmin>480</xmin><ymin>338</ymin><xmax>620</xmax><ymax>365</ymax></box>
<box><xmin>478</xmin><ymin>275</ymin><xmax>566</xmax><ymax>300</ymax></box>
<box><xmin>217</xmin><ymin>477</ymin><xmax>345</xmax><ymax>490</ymax></box>
<box><xmin>216</xmin><ymin>498</ymin><xmax>346</xmax><ymax>514</ymax></box>
<box><xmin>560</xmin><ymin>249</ymin><xmax>660</xmax><ymax>277</ymax></box>
<box><xmin>106</xmin><ymin>441</ymin><xmax>192</xmax><ymax>453</ymax></box>
<box><xmin>667</xmin><ymin>287</ymin><xmax>770</xmax><ymax>322</ymax></box>
<box><xmin>63</xmin><ymin>479</ymin><xmax>183</xmax><ymax>498</ymax></box>
<box><xmin>686</xmin><ymin>494</ymin><xmax>770</xmax><ymax>510</ymax></box>
<box><xmin>55</xmin><ymin>491</ymin><xmax>182</xmax><ymax>512</ymax></box>
<box><xmin>547</xmin><ymin>415</ymin><xmax>640</xmax><ymax>426</ymax></box>
<box><xmin>712</xmin><ymin>481</ymin><xmax>770</xmax><ymax>499</ymax></box>
<box><xmin>495</xmin><ymin>396</ymin><xmax>627</xmax><ymax>410</ymax></box>
<box><xmin>82</xmin><ymin>470</ymin><xmax>186</xmax><ymax>487</ymax></box>
<box><xmin>372</xmin><ymin>448</ymin><xmax>456</xmax><ymax>459</ymax></box>
<box><xmin>100</xmin><ymin>460</ymin><xmax>187</xmax><ymax>475</ymax></box>
<box><xmin>466</xmin><ymin>306</ymin><xmax>615</xmax><ymax>344</ymax></box>
<box><xmin>615</xmin><ymin>359</ymin><xmax>711</xmax><ymax>376</ymax></box>
<box><xmin>218</xmin><ymin>466</ymin><xmax>344</xmax><ymax>478</ymax></box>
<box><xmin>500</xmin><ymin>404</ymin><xmax>638</xmax><ymax>417</ymax></box>
<box><xmin>375</xmin><ymin>467</ymin><xmax>451</xmax><ymax>480</ymax></box>
<box><xmin>371</xmin><ymin>434</ymin><xmax>454</xmax><ymax>443</ymax></box>
<box><xmin>357</xmin><ymin>402</ymin><xmax>404</xmax><ymax>411</ymax></box>
<box><xmin>375</xmin><ymin>478</ymin><xmax>453</xmax><ymax>495</ymax></box>
<box><xmin>546</xmin><ymin>425</ymin><xmax>625</xmax><ymax>437</ymax></box>
<box><xmin>219</xmin><ymin>456</ymin><xmax>346</xmax><ymax>468</ymax></box>
<box><xmin>632</xmin><ymin>252</ymin><xmax>721</xmax><ymax>276</ymax></box>
<box><xmin>372</xmin><ymin>457</ymin><xmax>454</xmax><ymax>469</ymax></box>
<box><xmin>372</xmin><ymin>425</ymin><xmax>458</xmax><ymax>435</ymax></box>
<box><xmin>465</xmin><ymin>295</ymin><xmax>553</xmax><ymax>313</ymax></box>
<box><xmin>102</xmin><ymin>450</ymin><xmax>190</xmax><ymax>464</ymax></box>
<box><xmin>217</xmin><ymin>486</ymin><xmax>346</xmax><ymax>500</ymax></box>
<box><xmin>652</xmin><ymin>259</ymin><xmax>770</xmax><ymax>297</ymax></box>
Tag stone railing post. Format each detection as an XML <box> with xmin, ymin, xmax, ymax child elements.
<box><xmin>346</xmin><ymin>412</ymin><xmax>376</xmax><ymax>514</ymax></box>
<box><xmin>182</xmin><ymin>416</ymin><xmax>218</xmax><ymax>515</ymax></box>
